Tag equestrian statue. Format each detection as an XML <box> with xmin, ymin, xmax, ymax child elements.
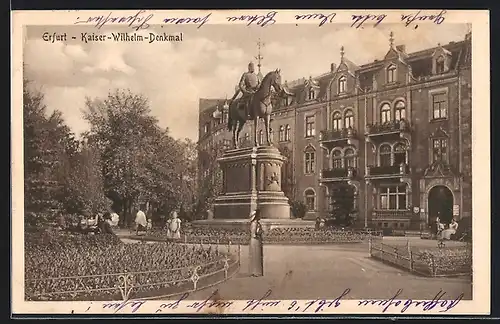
<box><xmin>227</xmin><ymin>62</ymin><xmax>290</xmax><ymax>149</ymax></box>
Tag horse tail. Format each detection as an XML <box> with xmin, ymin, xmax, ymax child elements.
<box><xmin>227</xmin><ymin>104</ymin><xmax>234</xmax><ymax>131</ymax></box>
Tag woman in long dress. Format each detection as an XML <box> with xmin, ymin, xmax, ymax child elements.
<box><xmin>249</xmin><ymin>209</ymin><xmax>264</xmax><ymax>277</ymax></box>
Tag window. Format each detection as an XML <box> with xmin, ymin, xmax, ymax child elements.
<box><xmin>379</xmin><ymin>185</ymin><xmax>407</xmax><ymax>210</ymax></box>
<box><xmin>387</xmin><ymin>64</ymin><xmax>396</xmax><ymax>83</ymax></box>
<box><xmin>304</xmin><ymin>189</ymin><xmax>316</xmax><ymax>211</ymax></box>
<box><xmin>380</xmin><ymin>103</ymin><xmax>391</xmax><ymax>123</ymax></box>
<box><xmin>432</xmin><ymin>92</ymin><xmax>447</xmax><ymax>119</ymax></box>
<box><xmin>338</xmin><ymin>76</ymin><xmax>346</xmax><ymax>94</ymax></box>
<box><xmin>395</xmin><ymin>101</ymin><xmax>406</xmax><ymax>121</ymax></box>
<box><xmin>223</xmin><ymin>111</ymin><xmax>228</xmax><ymax>123</ymax></box>
<box><xmin>308</xmin><ymin>88</ymin><xmax>315</xmax><ymax>100</ymax></box>
<box><xmin>285</xmin><ymin>125</ymin><xmax>291</xmax><ymax>141</ymax></box>
<box><xmin>332</xmin><ymin>112</ymin><xmax>342</xmax><ymax>130</ymax></box>
<box><xmin>379</xmin><ymin>144</ymin><xmax>392</xmax><ymax>167</ymax></box>
<box><xmin>394</xmin><ymin>142</ymin><xmax>407</xmax><ymax>165</ymax></box>
<box><xmin>279</xmin><ymin>125</ymin><xmax>285</xmax><ymax>142</ymax></box>
<box><xmin>344</xmin><ymin>109</ymin><xmax>354</xmax><ymax>129</ymax></box>
<box><xmin>284</xmin><ymin>96</ymin><xmax>290</xmax><ymax>106</ymax></box>
<box><xmin>332</xmin><ymin>150</ymin><xmax>342</xmax><ymax>168</ymax></box>
<box><xmin>433</xmin><ymin>138</ymin><xmax>448</xmax><ymax>162</ymax></box>
<box><xmin>305</xmin><ymin>116</ymin><xmax>315</xmax><ymax>137</ymax></box>
<box><xmin>270</xmin><ymin>129</ymin><xmax>274</xmax><ymax>142</ymax></box>
<box><xmin>305</xmin><ymin>149</ymin><xmax>316</xmax><ymax>174</ymax></box>
<box><xmin>344</xmin><ymin>148</ymin><xmax>356</xmax><ymax>168</ymax></box>
<box><xmin>204</xmin><ymin>123</ymin><xmax>209</xmax><ymax>134</ymax></box>
<box><xmin>244</xmin><ymin>133</ymin><xmax>250</xmax><ymax>143</ymax></box>
<box><xmin>258</xmin><ymin>130</ymin><xmax>263</xmax><ymax>145</ymax></box>
<box><xmin>436</xmin><ymin>55</ymin><xmax>445</xmax><ymax>74</ymax></box>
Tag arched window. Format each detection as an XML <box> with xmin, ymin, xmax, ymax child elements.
<box><xmin>344</xmin><ymin>148</ymin><xmax>356</xmax><ymax>168</ymax></box>
<box><xmin>380</xmin><ymin>103</ymin><xmax>391</xmax><ymax>123</ymax></box>
<box><xmin>338</xmin><ymin>76</ymin><xmax>346</xmax><ymax>94</ymax></box>
<box><xmin>394</xmin><ymin>101</ymin><xmax>406</xmax><ymax>121</ymax></box>
<box><xmin>394</xmin><ymin>142</ymin><xmax>407</xmax><ymax>165</ymax></box>
<box><xmin>332</xmin><ymin>112</ymin><xmax>342</xmax><ymax>131</ymax></box>
<box><xmin>344</xmin><ymin>109</ymin><xmax>354</xmax><ymax>129</ymax></box>
<box><xmin>279</xmin><ymin>125</ymin><xmax>285</xmax><ymax>142</ymax></box>
<box><xmin>436</xmin><ymin>55</ymin><xmax>445</xmax><ymax>74</ymax></box>
<box><xmin>258</xmin><ymin>130</ymin><xmax>263</xmax><ymax>145</ymax></box>
<box><xmin>244</xmin><ymin>133</ymin><xmax>250</xmax><ymax>143</ymax></box>
<box><xmin>270</xmin><ymin>128</ymin><xmax>274</xmax><ymax>142</ymax></box>
<box><xmin>304</xmin><ymin>146</ymin><xmax>316</xmax><ymax>174</ymax></box>
<box><xmin>285</xmin><ymin>125</ymin><xmax>291</xmax><ymax>141</ymax></box>
<box><xmin>304</xmin><ymin>188</ymin><xmax>316</xmax><ymax>211</ymax></box>
<box><xmin>332</xmin><ymin>150</ymin><xmax>342</xmax><ymax>169</ymax></box>
<box><xmin>387</xmin><ymin>64</ymin><xmax>396</xmax><ymax>83</ymax></box>
<box><xmin>379</xmin><ymin>144</ymin><xmax>392</xmax><ymax>167</ymax></box>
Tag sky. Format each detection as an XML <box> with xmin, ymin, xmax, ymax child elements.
<box><xmin>23</xmin><ymin>23</ymin><xmax>468</xmax><ymax>141</ymax></box>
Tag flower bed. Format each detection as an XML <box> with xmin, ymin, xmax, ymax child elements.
<box><xmin>25</xmin><ymin>230</ymin><xmax>235</xmax><ymax>301</ymax></box>
<box><xmin>145</xmin><ymin>226</ymin><xmax>366</xmax><ymax>244</ymax></box>
<box><xmin>370</xmin><ymin>241</ymin><xmax>472</xmax><ymax>277</ymax></box>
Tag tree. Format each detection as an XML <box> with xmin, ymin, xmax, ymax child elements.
<box><xmin>23</xmin><ymin>79</ymin><xmax>74</xmax><ymax>217</ymax></box>
<box><xmin>82</xmin><ymin>89</ymin><xmax>186</xmax><ymax>224</ymax></box>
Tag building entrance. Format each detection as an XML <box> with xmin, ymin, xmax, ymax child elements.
<box><xmin>428</xmin><ymin>185</ymin><xmax>454</xmax><ymax>225</ymax></box>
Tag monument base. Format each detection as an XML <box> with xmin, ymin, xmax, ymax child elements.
<box><xmin>191</xmin><ymin>218</ymin><xmax>315</xmax><ymax>232</ymax></box>
<box><xmin>213</xmin><ymin>145</ymin><xmax>291</xmax><ymax>220</ymax></box>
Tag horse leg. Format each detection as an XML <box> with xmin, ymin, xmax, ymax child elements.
<box><xmin>254</xmin><ymin>116</ymin><xmax>259</xmax><ymax>147</ymax></box>
<box><xmin>265</xmin><ymin>113</ymin><xmax>271</xmax><ymax>146</ymax></box>
<box><xmin>237</xmin><ymin>121</ymin><xmax>244</xmax><ymax>146</ymax></box>
<box><xmin>232</xmin><ymin>126</ymin><xmax>238</xmax><ymax>149</ymax></box>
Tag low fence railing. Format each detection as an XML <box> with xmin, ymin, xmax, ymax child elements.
<box><xmin>368</xmin><ymin>239</ymin><xmax>472</xmax><ymax>277</ymax></box>
<box><xmin>26</xmin><ymin>244</ymin><xmax>241</xmax><ymax>301</ymax></box>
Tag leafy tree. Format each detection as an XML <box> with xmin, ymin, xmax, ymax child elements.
<box><xmin>23</xmin><ymin>80</ymin><xmax>73</xmax><ymax>217</ymax></box>
<box><xmin>82</xmin><ymin>89</ymin><xmax>188</xmax><ymax>224</ymax></box>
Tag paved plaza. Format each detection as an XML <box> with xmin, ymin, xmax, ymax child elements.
<box><xmin>118</xmin><ymin>232</ymin><xmax>472</xmax><ymax>301</ymax></box>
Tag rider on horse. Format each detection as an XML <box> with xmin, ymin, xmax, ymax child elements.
<box><xmin>234</xmin><ymin>62</ymin><xmax>261</xmax><ymax>119</ymax></box>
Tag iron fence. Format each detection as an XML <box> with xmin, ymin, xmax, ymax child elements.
<box><xmin>368</xmin><ymin>238</ymin><xmax>472</xmax><ymax>277</ymax></box>
<box><xmin>26</xmin><ymin>243</ymin><xmax>241</xmax><ymax>301</ymax></box>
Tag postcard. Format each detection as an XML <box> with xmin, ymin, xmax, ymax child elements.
<box><xmin>11</xmin><ymin>9</ymin><xmax>490</xmax><ymax>316</ymax></box>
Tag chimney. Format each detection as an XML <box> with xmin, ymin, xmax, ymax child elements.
<box><xmin>396</xmin><ymin>45</ymin><xmax>406</xmax><ymax>53</ymax></box>
<box><xmin>330</xmin><ymin>63</ymin><xmax>336</xmax><ymax>72</ymax></box>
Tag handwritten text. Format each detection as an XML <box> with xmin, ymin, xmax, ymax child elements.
<box><xmin>401</xmin><ymin>10</ymin><xmax>447</xmax><ymax>29</ymax></box>
<box><xmin>163</xmin><ymin>13</ymin><xmax>211</xmax><ymax>29</ymax></box>
<box><xmin>226</xmin><ymin>11</ymin><xmax>277</xmax><ymax>27</ymax></box>
<box><xmin>74</xmin><ymin>10</ymin><xmax>153</xmax><ymax>31</ymax></box>
<box><xmin>351</xmin><ymin>14</ymin><xmax>387</xmax><ymax>29</ymax></box>
<box><xmin>294</xmin><ymin>13</ymin><xmax>336</xmax><ymax>27</ymax></box>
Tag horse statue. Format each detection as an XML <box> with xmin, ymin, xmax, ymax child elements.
<box><xmin>227</xmin><ymin>69</ymin><xmax>285</xmax><ymax>149</ymax></box>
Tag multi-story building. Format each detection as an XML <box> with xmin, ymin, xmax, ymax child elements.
<box><xmin>198</xmin><ymin>31</ymin><xmax>472</xmax><ymax>230</ymax></box>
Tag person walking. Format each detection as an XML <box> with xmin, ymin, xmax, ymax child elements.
<box><xmin>135</xmin><ymin>206</ymin><xmax>148</xmax><ymax>236</ymax></box>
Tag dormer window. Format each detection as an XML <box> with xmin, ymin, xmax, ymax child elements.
<box><xmin>436</xmin><ymin>55</ymin><xmax>445</xmax><ymax>74</ymax></box>
<box><xmin>308</xmin><ymin>88</ymin><xmax>315</xmax><ymax>100</ymax></box>
<box><xmin>338</xmin><ymin>76</ymin><xmax>346</xmax><ymax>94</ymax></box>
<box><xmin>387</xmin><ymin>64</ymin><xmax>396</xmax><ymax>83</ymax></box>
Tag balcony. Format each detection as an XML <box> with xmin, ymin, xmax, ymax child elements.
<box><xmin>366</xmin><ymin>164</ymin><xmax>409</xmax><ymax>178</ymax></box>
<box><xmin>320</xmin><ymin>167</ymin><xmax>357</xmax><ymax>181</ymax></box>
<box><xmin>365</xmin><ymin>119</ymin><xmax>411</xmax><ymax>142</ymax></box>
<box><xmin>320</xmin><ymin>127</ymin><xmax>358</xmax><ymax>142</ymax></box>
<box><xmin>371</xmin><ymin>209</ymin><xmax>412</xmax><ymax>221</ymax></box>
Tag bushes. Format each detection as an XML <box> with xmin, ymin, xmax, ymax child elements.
<box><xmin>290</xmin><ymin>200</ymin><xmax>307</xmax><ymax>219</ymax></box>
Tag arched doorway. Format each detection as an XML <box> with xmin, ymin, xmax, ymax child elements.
<box><xmin>428</xmin><ymin>185</ymin><xmax>453</xmax><ymax>225</ymax></box>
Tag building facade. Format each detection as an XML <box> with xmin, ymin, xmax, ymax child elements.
<box><xmin>198</xmin><ymin>32</ymin><xmax>472</xmax><ymax>230</ymax></box>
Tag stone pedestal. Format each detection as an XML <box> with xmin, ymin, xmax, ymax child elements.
<box><xmin>213</xmin><ymin>146</ymin><xmax>291</xmax><ymax>220</ymax></box>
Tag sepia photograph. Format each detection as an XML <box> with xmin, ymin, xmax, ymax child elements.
<box><xmin>11</xmin><ymin>10</ymin><xmax>490</xmax><ymax>315</ymax></box>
